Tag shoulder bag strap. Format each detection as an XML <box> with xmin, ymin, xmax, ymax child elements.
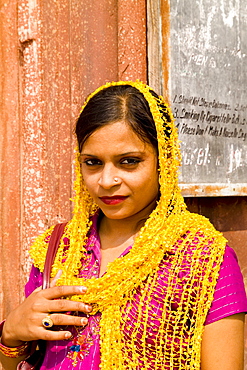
<box><xmin>42</xmin><ymin>223</ymin><xmax>66</xmax><ymax>290</ymax></box>
<box><xmin>16</xmin><ymin>223</ymin><xmax>67</xmax><ymax>370</ymax></box>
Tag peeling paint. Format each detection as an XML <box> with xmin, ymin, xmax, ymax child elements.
<box><xmin>180</xmin><ymin>183</ymin><xmax>247</xmax><ymax>197</ymax></box>
<box><xmin>220</xmin><ymin>0</ymin><xmax>238</xmax><ymax>28</ymax></box>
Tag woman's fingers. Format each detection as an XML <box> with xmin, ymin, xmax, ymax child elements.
<box><xmin>2</xmin><ymin>284</ymin><xmax>92</xmax><ymax>345</ymax></box>
<box><xmin>41</xmin><ymin>329</ymin><xmax>73</xmax><ymax>341</ymax></box>
<box><xmin>35</xmin><ymin>313</ymin><xmax>89</xmax><ymax>342</ymax></box>
<box><xmin>45</xmin><ymin>299</ymin><xmax>92</xmax><ymax>314</ymax></box>
<box><xmin>33</xmin><ymin>327</ymin><xmax>76</xmax><ymax>341</ymax></box>
<box><xmin>41</xmin><ymin>285</ymin><xmax>87</xmax><ymax>300</ymax></box>
<box><xmin>41</xmin><ymin>313</ymin><xmax>88</xmax><ymax>328</ymax></box>
<box><xmin>19</xmin><ymin>324</ymin><xmax>74</xmax><ymax>342</ymax></box>
<box><xmin>50</xmin><ymin>269</ymin><xmax>63</xmax><ymax>288</ymax></box>
<box><xmin>30</xmin><ymin>285</ymin><xmax>92</xmax><ymax>317</ymax></box>
<box><xmin>4</xmin><ymin>310</ymin><xmax>89</xmax><ymax>344</ymax></box>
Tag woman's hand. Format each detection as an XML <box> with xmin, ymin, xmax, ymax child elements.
<box><xmin>1</xmin><ymin>283</ymin><xmax>91</xmax><ymax>347</ymax></box>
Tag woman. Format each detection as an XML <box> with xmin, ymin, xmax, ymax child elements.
<box><xmin>0</xmin><ymin>80</ymin><xmax>246</xmax><ymax>370</ymax></box>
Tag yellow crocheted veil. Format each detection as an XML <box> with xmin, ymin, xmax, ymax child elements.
<box><xmin>30</xmin><ymin>81</ymin><xmax>226</xmax><ymax>370</ymax></box>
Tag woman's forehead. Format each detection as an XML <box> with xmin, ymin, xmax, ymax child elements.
<box><xmin>81</xmin><ymin>121</ymin><xmax>155</xmax><ymax>154</ymax></box>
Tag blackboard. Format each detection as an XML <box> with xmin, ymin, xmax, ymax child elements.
<box><xmin>170</xmin><ymin>0</ymin><xmax>247</xmax><ymax>196</ymax></box>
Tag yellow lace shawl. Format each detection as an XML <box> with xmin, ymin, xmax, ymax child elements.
<box><xmin>30</xmin><ymin>81</ymin><xmax>226</xmax><ymax>369</ymax></box>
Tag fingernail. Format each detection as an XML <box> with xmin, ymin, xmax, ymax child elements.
<box><xmin>81</xmin><ymin>318</ymin><xmax>88</xmax><ymax>325</ymax></box>
<box><xmin>85</xmin><ymin>304</ymin><xmax>92</xmax><ymax>312</ymax></box>
<box><xmin>65</xmin><ymin>332</ymin><xmax>73</xmax><ymax>339</ymax></box>
<box><xmin>78</xmin><ymin>286</ymin><xmax>87</xmax><ymax>293</ymax></box>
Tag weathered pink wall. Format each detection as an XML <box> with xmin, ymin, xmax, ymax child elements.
<box><xmin>0</xmin><ymin>0</ymin><xmax>22</xmax><ymax>319</ymax></box>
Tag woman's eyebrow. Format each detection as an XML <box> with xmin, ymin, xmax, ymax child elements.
<box><xmin>115</xmin><ymin>151</ymin><xmax>145</xmax><ymax>157</ymax></box>
<box><xmin>81</xmin><ymin>151</ymin><xmax>145</xmax><ymax>157</ymax></box>
<box><xmin>80</xmin><ymin>153</ymin><xmax>98</xmax><ymax>157</ymax></box>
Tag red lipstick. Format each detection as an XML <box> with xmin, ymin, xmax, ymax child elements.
<box><xmin>99</xmin><ymin>196</ymin><xmax>127</xmax><ymax>205</ymax></box>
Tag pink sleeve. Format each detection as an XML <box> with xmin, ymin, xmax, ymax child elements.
<box><xmin>25</xmin><ymin>265</ymin><xmax>43</xmax><ymax>297</ymax></box>
<box><xmin>205</xmin><ymin>245</ymin><xmax>247</xmax><ymax>325</ymax></box>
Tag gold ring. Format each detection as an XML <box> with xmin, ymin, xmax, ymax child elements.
<box><xmin>42</xmin><ymin>314</ymin><xmax>54</xmax><ymax>329</ymax></box>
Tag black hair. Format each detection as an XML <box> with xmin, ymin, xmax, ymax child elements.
<box><xmin>75</xmin><ymin>84</ymin><xmax>171</xmax><ymax>152</ymax></box>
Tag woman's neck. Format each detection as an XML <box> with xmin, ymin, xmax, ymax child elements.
<box><xmin>98</xmin><ymin>216</ymin><xmax>140</xmax><ymax>277</ymax></box>
<box><xmin>98</xmin><ymin>216</ymin><xmax>139</xmax><ymax>251</ymax></box>
<box><xmin>98</xmin><ymin>196</ymin><xmax>157</xmax><ymax>246</ymax></box>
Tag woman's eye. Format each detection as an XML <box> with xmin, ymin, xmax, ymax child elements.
<box><xmin>121</xmin><ymin>158</ymin><xmax>141</xmax><ymax>165</ymax></box>
<box><xmin>83</xmin><ymin>159</ymin><xmax>102</xmax><ymax>166</ymax></box>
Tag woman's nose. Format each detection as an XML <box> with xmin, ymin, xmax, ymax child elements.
<box><xmin>98</xmin><ymin>166</ymin><xmax>121</xmax><ymax>189</ymax></box>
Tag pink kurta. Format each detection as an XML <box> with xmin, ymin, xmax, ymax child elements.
<box><xmin>26</xmin><ymin>213</ymin><xmax>247</xmax><ymax>369</ymax></box>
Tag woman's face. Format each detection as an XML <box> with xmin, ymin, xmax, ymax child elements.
<box><xmin>80</xmin><ymin>121</ymin><xmax>159</xmax><ymax>223</ymax></box>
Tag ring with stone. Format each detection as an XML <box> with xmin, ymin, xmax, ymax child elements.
<box><xmin>42</xmin><ymin>314</ymin><xmax>54</xmax><ymax>329</ymax></box>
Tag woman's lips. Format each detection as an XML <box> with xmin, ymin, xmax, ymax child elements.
<box><xmin>99</xmin><ymin>196</ymin><xmax>128</xmax><ymax>205</ymax></box>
